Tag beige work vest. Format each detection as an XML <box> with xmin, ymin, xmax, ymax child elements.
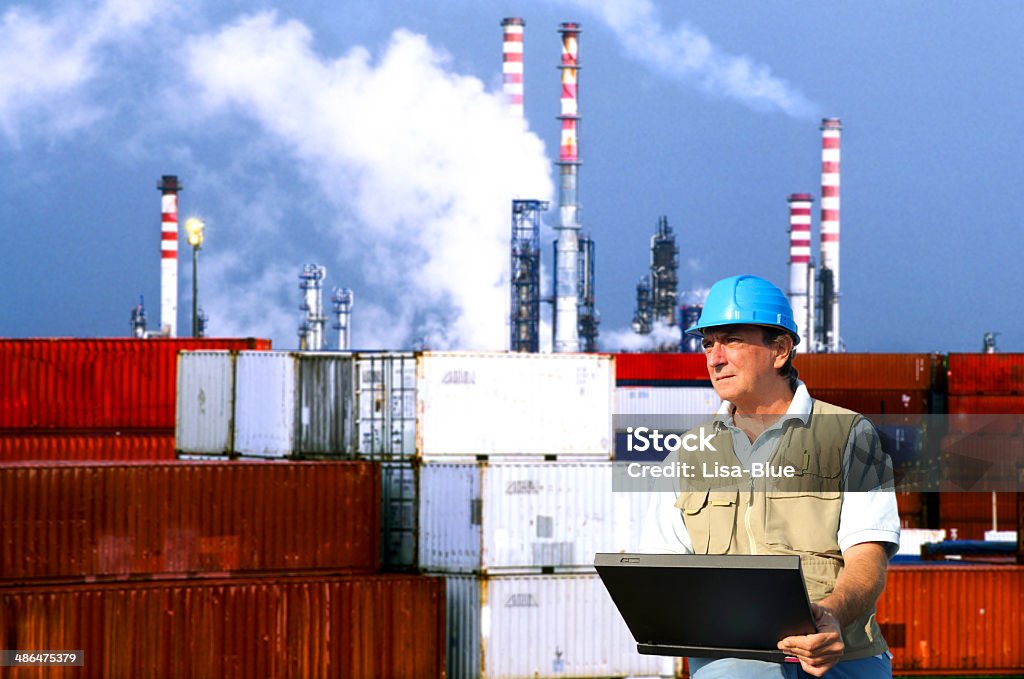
<box><xmin>674</xmin><ymin>400</ymin><xmax>889</xmax><ymax>661</ymax></box>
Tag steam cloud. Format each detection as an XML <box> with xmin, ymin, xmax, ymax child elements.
<box><xmin>559</xmin><ymin>0</ymin><xmax>818</xmax><ymax>118</ymax></box>
<box><xmin>186</xmin><ymin>13</ymin><xmax>554</xmax><ymax>349</ymax></box>
<box><xmin>0</xmin><ymin>0</ymin><xmax>164</xmax><ymax>141</ymax></box>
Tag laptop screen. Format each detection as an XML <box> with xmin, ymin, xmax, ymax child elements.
<box><xmin>595</xmin><ymin>553</ymin><xmax>817</xmax><ymax>662</ymax></box>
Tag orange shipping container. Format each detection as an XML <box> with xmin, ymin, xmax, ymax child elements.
<box><xmin>948</xmin><ymin>395</ymin><xmax>1024</xmax><ymax>435</ymax></box>
<box><xmin>0</xmin><ymin>431</ymin><xmax>175</xmax><ymax>462</ymax></box>
<box><xmin>0</xmin><ymin>338</ymin><xmax>270</xmax><ymax>431</ymax></box>
<box><xmin>0</xmin><ymin>574</ymin><xmax>445</xmax><ymax>679</ymax></box>
<box><xmin>879</xmin><ymin>565</ymin><xmax>1024</xmax><ymax>673</ymax></box>
<box><xmin>795</xmin><ymin>354</ymin><xmax>941</xmax><ymax>391</ymax></box>
<box><xmin>948</xmin><ymin>353</ymin><xmax>1024</xmax><ymax>395</ymax></box>
<box><xmin>0</xmin><ymin>461</ymin><xmax>379</xmax><ymax>583</ymax></box>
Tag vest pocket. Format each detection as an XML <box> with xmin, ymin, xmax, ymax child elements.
<box><xmin>763</xmin><ymin>490</ymin><xmax>842</xmax><ymax>554</ymax></box>
<box><xmin>677</xmin><ymin>489</ymin><xmax>739</xmax><ymax>554</ymax></box>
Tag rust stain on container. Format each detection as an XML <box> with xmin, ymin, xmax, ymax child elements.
<box><xmin>948</xmin><ymin>353</ymin><xmax>1024</xmax><ymax>395</ymax></box>
<box><xmin>796</xmin><ymin>354</ymin><xmax>942</xmax><ymax>391</ymax></box>
<box><xmin>0</xmin><ymin>461</ymin><xmax>380</xmax><ymax>583</ymax></box>
<box><xmin>879</xmin><ymin>565</ymin><xmax>1024</xmax><ymax>672</ymax></box>
<box><xmin>611</xmin><ymin>353</ymin><xmax>709</xmax><ymax>384</ymax></box>
<box><xmin>0</xmin><ymin>338</ymin><xmax>270</xmax><ymax>431</ymax></box>
<box><xmin>0</xmin><ymin>431</ymin><xmax>175</xmax><ymax>462</ymax></box>
<box><xmin>0</xmin><ymin>574</ymin><xmax>445</xmax><ymax>679</ymax></box>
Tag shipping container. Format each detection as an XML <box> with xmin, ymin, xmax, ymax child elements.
<box><xmin>0</xmin><ymin>431</ymin><xmax>175</xmax><ymax>462</ymax></box>
<box><xmin>808</xmin><ymin>389</ymin><xmax>932</xmax><ymax>416</ymax></box>
<box><xmin>948</xmin><ymin>394</ymin><xmax>1024</xmax><ymax>434</ymax></box>
<box><xmin>355</xmin><ymin>352</ymin><xmax>417</xmax><ymax>458</ymax></box>
<box><xmin>414</xmin><ymin>461</ymin><xmax>644</xmax><ymax>573</ymax></box>
<box><xmin>795</xmin><ymin>353</ymin><xmax>941</xmax><ymax>391</ymax></box>
<box><xmin>939</xmin><ymin>434</ymin><xmax>1024</xmax><ymax>491</ymax></box>
<box><xmin>442</xmin><ymin>572</ymin><xmax>668</xmax><ymax>679</ymax></box>
<box><xmin>296</xmin><ymin>352</ymin><xmax>356</xmax><ymax>456</ymax></box>
<box><xmin>175</xmin><ymin>351</ymin><xmax>235</xmax><ymax>455</ymax></box>
<box><xmin>948</xmin><ymin>353</ymin><xmax>1024</xmax><ymax>395</ymax></box>
<box><xmin>418</xmin><ymin>352</ymin><xmax>613</xmax><ymax>459</ymax></box>
<box><xmin>878</xmin><ymin>565</ymin><xmax>1024</xmax><ymax>673</ymax></box>
<box><xmin>0</xmin><ymin>461</ymin><xmax>379</xmax><ymax>583</ymax></box>
<box><xmin>612</xmin><ymin>352</ymin><xmax>709</xmax><ymax>385</ymax></box>
<box><xmin>614</xmin><ymin>386</ymin><xmax>721</xmax><ymax>416</ymax></box>
<box><xmin>938</xmin><ymin>491</ymin><xmax>1018</xmax><ymax>540</ymax></box>
<box><xmin>0</xmin><ymin>338</ymin><xmax>269</xmax><ymax>431</ymax></box>
<box><xmin>0</xmin><ymin>574</ymin><xmax>445</xmax><ymax>679</ymax></box>
<box><xmin>233</xmin><ymin>351</ymin><xmax>298</xmax><ymax>457</ymax></box>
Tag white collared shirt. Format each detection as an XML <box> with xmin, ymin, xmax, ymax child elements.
<box><xmin>639</xmin><ymin>381</ymin><xmax>901</xmax><ymax>557</ymax></box>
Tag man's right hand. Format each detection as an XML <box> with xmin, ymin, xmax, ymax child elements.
<box><xmin>777</xmin><ymin>602</ymin><xmax>845</xmax><ymax>676</ymax></box>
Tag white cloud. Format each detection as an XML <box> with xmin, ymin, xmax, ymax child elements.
<box><xmin>556</xmin><ymin>0</ymin><xmax>818</xmax><ymax>118</ymax></box>
<box><xmin>185</xmin><ymin>13</ymin><xmax>554</xmax><ymax>350</ymax></box>
<box><xmin>0</xmin><ymin>0</ymin><xmax>165</xmax><ymax>142</ymax></box>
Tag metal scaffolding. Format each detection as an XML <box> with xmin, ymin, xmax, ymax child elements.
<box><xmin>510</xmin><ymin>199</ymin><xmax>546</xmax><ymax>352</ymax></box>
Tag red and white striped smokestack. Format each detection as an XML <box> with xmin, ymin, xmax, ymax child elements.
<box><xmin>501</xmin><ymin>18</ymin><xmax>525</xmax><ymax>118</ymax></box>
<box><xmin>787</xmin><ymin>193</ymin><xmax>813</xmax><ymax>345</ymax></box>
<box><xmin>820</xmin><ymin>118</ymin><xmax>841</xmax><ymax>351</ymax></box>
<box><xmin>553</xmin><ymin>22</ymin><xmax>582</xmax><ymax>353</ymax></box>
<box><xmin>558</xmin><ymin>23</ymin><xmax>580</xmax><ymax>164</ymax></box>
<box><xmin>158</xmin><ymin>175</ymin><xmax>181</xmax><ymax>337</ymax></box>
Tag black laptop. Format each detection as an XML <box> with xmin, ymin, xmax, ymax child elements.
<box><xmin>594</xmin><ymin>553</ymin><xmax>817</xmax><ymax>662</ymax></box>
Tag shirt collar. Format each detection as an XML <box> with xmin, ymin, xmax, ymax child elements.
<box><xmin>714</xmin><ymin>380</ymin><xmax>812</xmax><ymax>430</ymax></box>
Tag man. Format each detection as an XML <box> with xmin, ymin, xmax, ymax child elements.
<box><xmin>640</xmin><ymin>274</ymin><xmax>899</xmax><ymax>678</ymax></box>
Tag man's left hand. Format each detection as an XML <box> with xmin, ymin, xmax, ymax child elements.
<box><xmin>777</xmin><ymin>602</ymin><xmax>844</xmax><ymax>676</ymax></box>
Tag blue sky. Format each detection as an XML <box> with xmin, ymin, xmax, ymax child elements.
<box><xmin>2</xmin><ymin>0</ymin><xmax>1022</xmax><ymax>352</ymax></box>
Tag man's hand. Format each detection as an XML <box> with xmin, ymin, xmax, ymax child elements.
<box><xmin>777</xmin><ymin>602</ymin><xmax>845</xmax><ymax>676</ymax></box>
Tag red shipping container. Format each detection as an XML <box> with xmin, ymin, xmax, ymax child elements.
<box><xmin>0</xmin><ymin>338</ymin><xmax>271</xmax><ymax>431</ymax></box>
<box><xmin>0</xmin><ymin>461</ymin><xmax>379</xmax><ymax>583</ymax></box>
<box><xmin>948</xmin><ymin>395</ymin><xmax>1024</xmax><ymax>434</ymax></box>
<box><xmin>0</xmin><ymin>574</ymin><xmax>445</xmax><ymax>679</ymax></box>
<box><xmin>948</xmin><ymin>353</ymin><xmax>1024</xmax><ymax>395</ymax></box>
<box><xmin>796</xmin><ymin>353</ymin><xmax>941</xmax><ymax>391</ymax></box>
<box><xmin>938</xmin><ymin>492</ymin><xmax>1018</xmax><ymax>540</ymax></box>
<box><xmin>0</xmin><ymin>431</ymin><xmax>175</xmax><ymax>462</ymax></box>
<box><xmin>939</xmin><ymin>434</ymin><xmax>1024</xmax><ymax>490</ymax></box>
<box><xmin>878</xmin><ymin>565</ymin><xmax>1024</xmax><ymax>673</ymax></box>
<box><xmin>612</xmin><ymin>353</ymin><xmax>710</xmax><ymax>385</ymax></box>
<box><xmin>808</xmin><ymin>389</ymin><xmax>931</xmax><ymax>416</ymax></box>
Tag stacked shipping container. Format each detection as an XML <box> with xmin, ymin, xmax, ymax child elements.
<box><xmin>1</xmin><ymin>339</ymin><xmax>446</xmax><ymax>678</ymax></box>
<box><xmin>176</xmin><ymin>350</ymin><xmax>663</xmax><ymax>679</ymax></box>
<box><xmin>943</xmin><ymin>354</ymin><xmax>1024</xmax><ymax>540</ymax></box>
<box><xmin>0</xmin><ymin>338</ymin><xmax>270</xmax><ymax>461</ymax></box>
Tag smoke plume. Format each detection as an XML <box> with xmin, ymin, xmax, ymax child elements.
<box><xmin>185</xmin><ymin>13</ymin><xmax>554</xmax><ymax>349</ymax></box>
<box><xmin>557</xmin><ymin>0</ymin><xmax>818</xmax><ymax>118</ymax></box>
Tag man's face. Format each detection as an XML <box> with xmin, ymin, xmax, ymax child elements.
<box><xmin>701</xmin><ymin>325</ymin><xmax>787</xmax><ymax>404</ymax></box>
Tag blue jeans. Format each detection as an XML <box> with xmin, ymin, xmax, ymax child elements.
<box><xmin>689</xmin><ymin>654</ymin><xmax>892</xmax><ymax>678</ymax></box>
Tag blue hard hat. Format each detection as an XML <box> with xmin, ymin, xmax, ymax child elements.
<box><xmin>686</xmin><ymin>274</ymin><xmax>800</xmax><ymax>345</ymax></box>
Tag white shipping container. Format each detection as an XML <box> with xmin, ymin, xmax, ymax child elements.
<box><xmin>355</xmin><ymin>352</ymin><xmax>417</xmax><ymax>458</ymax></box>
<box><xmin>296</xmin><ymin>352</ymin><xmax>356</xmax><ymax>455</ymax></box>
<box><xmin>233</xmin><ymin>351</ymin><xmax>298</xmax><ymax>457</ymax></box>
<box><xmin>175</xmin><ymin>351</ymin><xmax>235</xmax><ymax>455</ymax></box>
<box><xmin>416</xmin><ymin>462</ymin><xmax>647</xmax><ymax>573</ymax></box>
<box><xmin>614</xmin><ymin>386</ymin><xmax>721</xmax><ymax>416</ymax></box>
<box><xmin>443</xmin><ymin>573</ymin><xmax>669</xmax><ymax>679</ymax></box>
<box><xmin>419</xmin><ymin>353</ymin><xmax>613</xmax><ymax>459</ymax></box>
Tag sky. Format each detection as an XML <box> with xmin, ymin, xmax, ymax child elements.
<box><xmin>2</xmin><ymin>0</ymin><xmax>1022</xmax><ymax>353</ymax></box>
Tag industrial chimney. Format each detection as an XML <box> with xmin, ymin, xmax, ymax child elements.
<box><xmin>501</xmin><ymin>18</ymin><xmax>525</xmax><ymax>118</ymax></box>
<box><xmin>819</xmin><ymin>118</ymin><xmax>842</xmax><ymax>352</ymax></box>
<box><xmin>553</xmin><ymin>22</ymin><xmax>582</xmax><ymax>353</ymax></box>
<box><xmin>157</xmin><ymin>175</ymin><xmax>181</xmax><ymax>337</ymax></box>
<box><xmin>787</xmin><ymin>193</ymin><xmax>813</xmax><ymax>347</ymax></box>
